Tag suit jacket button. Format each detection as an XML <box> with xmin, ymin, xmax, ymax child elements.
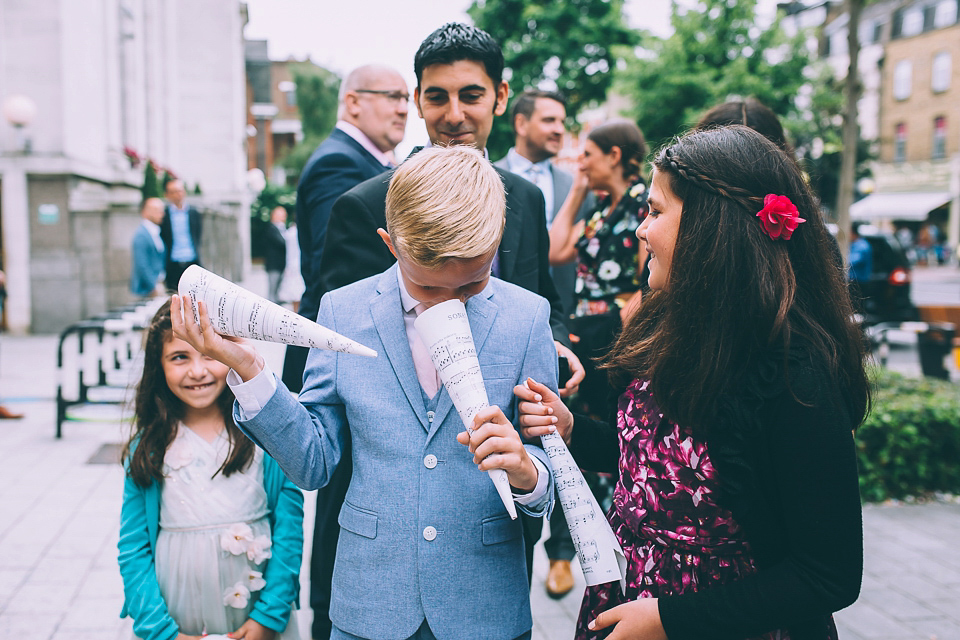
<box><xmin>423</xmin><ymin>526</ymin><xmax>437</xmax><ymax>541</ymax></box>
<box><xmin>424</xmin><ymin>454</ymin><xmax>438</xmax><ymax>469</ymax></box>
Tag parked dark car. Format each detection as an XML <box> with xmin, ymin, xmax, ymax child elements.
<box><xmin>844</xmin><ymin>226</ymin><xmax>919</xmax><ymax>325</ymax></box>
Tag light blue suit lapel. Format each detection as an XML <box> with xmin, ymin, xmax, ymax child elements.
<box><xmin>371</xmin><ymin>267</ymin><xmax>430</xmax><ymax>431</ymax></box>
<box><xmin>426</xmin><ymin>284</ymin><xmax>498</xmax><ymax>443</ymax></box>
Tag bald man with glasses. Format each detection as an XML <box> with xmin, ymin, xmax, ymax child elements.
<box><xmin>279</xmin><ymin>63</ymin><xmax>408</xmax><ymax>640</ymax></box>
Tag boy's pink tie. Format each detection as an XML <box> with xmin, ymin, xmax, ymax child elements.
<box><xmin>411</xmin><ymin>303</ymin><xmax>441</xmax><ymax>397</ymax></box>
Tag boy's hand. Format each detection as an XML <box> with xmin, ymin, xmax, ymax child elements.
<box><xmin>515</xmin><ymin>378</ymin><xmax>573</xmax><ymax>444</ymax></box>
<box><xmin>229</xmin><ymin>618</ymin><xmax>277</xmax><ymax>639</ymax></box>
<box><xmin>171</xmin><ymin>294</ymin><xmax>264</xmax><ymax>382</ymax></box>
<box><xmin>457</xmin><ymin>406</ymin><xmax>538</xmax><ymax>492</ymax></box>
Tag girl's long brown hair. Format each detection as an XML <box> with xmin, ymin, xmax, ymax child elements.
<box><xmin>121</xmin><ymin>299</ymin><xmax>254</xmax><ymax>488</ymax></box>
<box><xmin>603</xmin><ymin>126</ymin><xmax>870</xmax><ymax>431</ymax></box>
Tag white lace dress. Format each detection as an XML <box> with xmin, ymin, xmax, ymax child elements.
<box><xmin>150</xmin><ymin>424</ymin><xmax>299</xmax><ymax>638</ymax></box>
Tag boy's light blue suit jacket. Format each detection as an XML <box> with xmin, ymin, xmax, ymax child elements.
<box><xmin>238</xmin><ymin>265</ymin><xmax>559</xmax><ymax>640</ymax></box>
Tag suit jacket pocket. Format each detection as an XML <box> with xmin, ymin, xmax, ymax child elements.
<box><xmin>480</xmin><ymin>363</ymin><xmax>515</xmax><ymax>381</ymax></box>
<box><xmin>339</xmin><ymin>502</ymin><xmax>378</xmax><ymax>540</ymax></box>
<box><xmin>481</xmin><ymin>513</ymin><xmax>522</xmax><ymax>546</ymax></box>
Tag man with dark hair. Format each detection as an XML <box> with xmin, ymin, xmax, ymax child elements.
<box><xmin>307</xmin><ymin>24</ymin><xmax>585</xmax><ymax>636</ymax></box>
<box><xmin>495</xmin><ymin>88</ymin><xmax>594</xmax><ymax>599</ymax></box>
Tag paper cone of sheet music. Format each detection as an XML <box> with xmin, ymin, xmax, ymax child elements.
<box><xmin>414</xmin><ymin>299</ymin><xmax>517</xmax><ymax>519</ymax></box>
<box><xmin>539</xmin><ymin>431</ymin><xmax>626</xmax><ymax>590</ymax></box>
<box><xmin>177</xmin><ymin>265</ymin><xmax>377</xmax><ymax>357</ymax></box>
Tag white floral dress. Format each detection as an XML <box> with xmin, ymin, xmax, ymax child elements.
<box><xmin>150</xmin><ymin>424</ymin><xmax>299</xmax><ymax>638</ymax></box>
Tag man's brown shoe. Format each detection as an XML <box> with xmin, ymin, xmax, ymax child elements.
<box><xmin>546</xmin><ymin>559</ymin><xmax>575</xmax><ymax>599</ymax></box>
<box><xmin>0</xmin><ymin>405</ymin><xmax>24</xmax><ymax>419</ymax></box>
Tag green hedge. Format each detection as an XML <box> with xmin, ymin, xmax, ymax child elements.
<box><xmin>856</xmin><ymin>368</ymin><xmax>960</xmax><ymax>502</ymax></box>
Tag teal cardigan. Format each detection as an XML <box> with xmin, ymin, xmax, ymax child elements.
<box><xmin>118</xmin><ymin>447</ymin><xmax>304</xmax><ymax>640</ymax></box>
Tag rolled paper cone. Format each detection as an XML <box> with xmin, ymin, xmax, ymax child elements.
<box><xmin>414</xmin><ymin>299</ymin><xmax>517</xmax><ymax>519</ymax></box>
<box><xmin>177</xmin><ymin>265</ymin><xmax>377</xmax><ymax>357</ymax></box>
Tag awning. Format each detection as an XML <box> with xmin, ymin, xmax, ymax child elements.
<box><xmin>850</xmin><ymin>191</ymin><xmax>952</xmax><ymax>221</ymax></box>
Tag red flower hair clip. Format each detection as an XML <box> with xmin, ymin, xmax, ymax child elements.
<box><xmin>756</xmin><ymin>194</ymin><xmax>806</xmax><ymax>241</ymax></box>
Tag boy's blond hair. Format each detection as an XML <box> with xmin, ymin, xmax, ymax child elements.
<box><xmin>385</xmin><ymin>145</ymin><xmax>506</xmax><ymax>269</ymax></box>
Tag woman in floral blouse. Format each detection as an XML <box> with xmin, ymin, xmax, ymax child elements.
<box><xmin>549</xmin><ymin>120</ymin><xmax>649</xmax><ymax>422</ymax></box>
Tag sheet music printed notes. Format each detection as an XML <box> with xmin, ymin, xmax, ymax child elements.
<box><xmin>414</xmin><ymin>299</ymin><xmax>517</xmax><ymax>519</ymax></box>
<box><xmin>177</xmin><ymin>265</ymin><xmax>377</xmax><ymax>357</ymax></box>
<box><xmin>540</xmin><ymin>430</ymin><xmax>627</xmax><ymax>591</ymax></box>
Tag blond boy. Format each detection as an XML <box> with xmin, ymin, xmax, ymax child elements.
<box><xmin>173</xmin><ymin>146</ymin><xmax>559</xmax><ymax>640</ymax></box>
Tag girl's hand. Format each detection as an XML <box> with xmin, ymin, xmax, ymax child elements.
<box><xmin>456</xmin><ymin>406</ymin><xmax>539</xmax><ymax>491</ymax></box>
<box><xmin>171</xmin><ymin>294</ymin><xmax>264</xmax><ymax>382</ymax></box>
<box><xmin>174</xmin><ymin>634</ymin><xmax>202</xmax><ymax>640</ymax></box>
<box><xmin>514</xmin><ymin>378</ymin><xmax>573</xmax><ymax>443</ymax></box>
<box><xmin>587</xmin><ymin>598</ymin><xmax>667</xmax><ymax>640</ymax></box>
<box><xmin>230</xmin><ymin>618</ymin><xmax>277</xmax><ymax>639</ymax></box>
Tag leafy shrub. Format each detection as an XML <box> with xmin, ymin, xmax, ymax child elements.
<box><xmin>856</xmin><ymin>367</ymin><xmax>960</xmax><ymax>502</ymax></box>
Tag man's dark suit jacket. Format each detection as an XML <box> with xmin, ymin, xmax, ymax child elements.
<box><xmin>296</xmin><ymin>127</ymin><xmax>390</xmax><ymax>320</ymax></box>
<box><xmin>263</xmin><ymin>223</ymin><xmax>287</xmax><ymax>273</ymax></box>
<box><xmin>159</xmin><ymin>204</ymin><xmax>202</xmax><ymax>266</ymax></box>
<box><xmin>316</xmin><ymin>156</ymin><xmax>570</xmax><ymax>348</ymax></box>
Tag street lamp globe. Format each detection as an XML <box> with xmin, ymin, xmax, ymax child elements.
<box><xmin>2</xmin><ymin>95</ymin><xmax>37</xmax><ymax>128</ymax></box>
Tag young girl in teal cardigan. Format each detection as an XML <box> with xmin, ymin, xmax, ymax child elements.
<box><xmin>118</xmin><ymin>300</ymin><xmax>303</xmax><ymax>640</ymax></box>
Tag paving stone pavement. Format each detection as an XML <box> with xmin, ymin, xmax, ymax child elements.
<box><xmin>1</xmin><ymin>271</ymin><xmax>958</xmax><ymax>639</ymax></box>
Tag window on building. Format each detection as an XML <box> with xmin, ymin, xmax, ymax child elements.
<box><xmin>933</xmin><ymin>117</ymin><xmax>947</xmax><ymax>160</ymax></box>
<box><xmin>903</xmin><ymin>7</ymin><xmax>925</xmax><ymax>35</ymax></box>
<box><xmin>934</xmin><ymin>0</ymin><xmax>959</xmax><ymax>28</ymax></box>
<box><xmin>923</xmin><ymin>4</ymin><xmax>937</xmax><ymax>30</ymax></box>
<box><xmin>278</xmin><ymin>81</ymin><xmax>297</xmax><ymax>107</ymax></box>
<box><xmin>873</xmin><ymin>21</ymin><xmax>885</xmax><ymax>43</ymax></box>
<box><xmin>932</xmin><ymin>52</ymin><xmax>952</xmax><ymax>92</ymax></box>
<box><xmin>892</xmin><ymin>9</ymin><xmax>903</xmax><ymax>37</ymax></box>
<box><xmin>895</xmin><ymin>123</ymin><xmax>907</xmax><ymax>163</ymax></box>
<box><xmin>894</xmin><ymin>60</ymin><xmax>913</xmax><ymax>100</ymax></box>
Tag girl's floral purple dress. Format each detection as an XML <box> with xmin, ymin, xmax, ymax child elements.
<box><xmin>575</xmin><ymin>378</ymin><xmax>838</xmax><ymax>640</ymax></box>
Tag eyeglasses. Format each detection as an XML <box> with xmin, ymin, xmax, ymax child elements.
<box><xmin>355</xmin><ymin>89</ymin><xmax>410</xmax><ymax>105</ymax></box>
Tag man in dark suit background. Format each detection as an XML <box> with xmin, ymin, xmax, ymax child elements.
<box><xmin>312</xmin><ymin>24</ymin><xmax>586</xmax><ymax>619</ymax></box>
<box><xmin>278</xmin><ymin>63</ymin><xmax>408</xmax><ymax>640</ymax></box>
<box><xmin>160</xmin><ymin>179</ymin><xmax>202</xmax><ymax>292</ymax></box>
<box><xmin>281</xmin><ymin>63</ymin><xmax>408</xmax><ymax>391</ymax></box>
<box><xmin>495</xmin><ymin>89</ymin><xmax>597</xmax><ymax>600</ymax></box>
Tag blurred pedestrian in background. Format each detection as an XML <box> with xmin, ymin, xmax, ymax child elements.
<box><xmin>264</xmin><ymin>206</ymin><xmax>288</xmax><ymax>304</ymax></box>
<box><xmin>279</xmin><ymin>221</ymin><xmax>304</xmax><ymax>312</ymax></box>
<box><xmin>161</xmin><ymin>179</ymin><xmax>202</xmax><ymax>291</ymax></box>
<box><xmin>130</xmin><ymin>197</ymin><xmax>167</xmax><ymax>298</ymax></box>
<box><xmin>0</xmin><ymin>268</ymin><xmax>23</xmax><ymax>420</ymax></box>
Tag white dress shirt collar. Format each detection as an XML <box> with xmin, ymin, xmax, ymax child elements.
<box><xmin>336</xmin><ymin>121</ymin><xmax>394</xmax><ymax>168</ymax></box>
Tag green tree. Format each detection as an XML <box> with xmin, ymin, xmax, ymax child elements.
<box><xmin>280</xmin><ymin>64</ymin><xmax>341</xmax><ymax>184</ymax></box>
<box><xmin>142</xmin><ymin>162</ymin><xmax>161</xmax><ymax>200</ymax></box>
<box><xmin>618</xmin><ymin>0</ymin><xmax>809</xmax><ymax>149</ymax></box>
<box><xmin>469</xmin><ymin>0</ymin><xmax>638</xmax><ymax>158</ymax></box>
<box><xmin>785</xmin><ymin>64</ymin><xmax>874</xmax><ymax>219</ymax></box>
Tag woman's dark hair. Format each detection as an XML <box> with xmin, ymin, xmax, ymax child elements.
<box><xmin>121</xmin><ymin>299</ymin><xmax>254</xmax><ymax>488</ymax></box>
<box><xmin>696</xmin><ymin>98</ymin><xmax>791</xmax><ymax>153</ymax></box>
<box><xmin>604</xmin><ymin>126</ymin><xmax>869</xmax><ymax>431</ymax></box>
<box><xmin>587</xmin><ymin>120</ymin><xmax>647</xmax><ymax>181</ymax></box>
<box><xmin>414</xmin><ymin>23</ymin><xmax>505</xmax><ymax>88</ymax></box>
